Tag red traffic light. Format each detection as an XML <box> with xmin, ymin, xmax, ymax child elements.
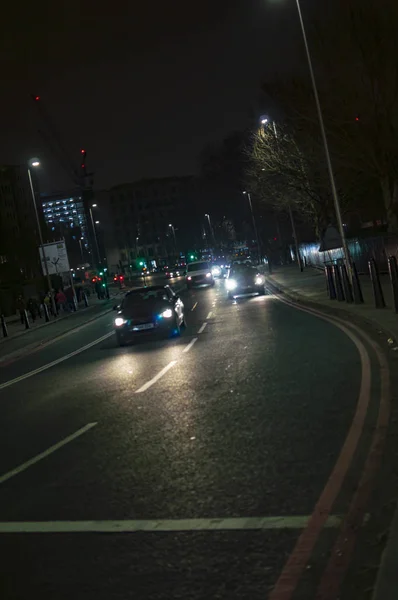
<box><xmin>81</xmin><ymin>149</ymin><xmax>86</xmax><ymax>154</ymax></box>
<box><xmin>34</xmin><ymin>95</ymin><xmax>40</xmax><ymax>101</ymax></box>
<box><xmin>119</xmin><ymin>275</ymin><xmax>124</xmax><ymax>281</ymax></box>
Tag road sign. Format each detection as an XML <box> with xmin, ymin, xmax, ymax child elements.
<box><xmin>39</xmin><ymin>240</ymin><xmax>70</xmax><ymax>275</ymax></box>
<box><xmin>319</xmin><ymin>226</ymin><xmax>343</xmax><ymax>252</ymax></box>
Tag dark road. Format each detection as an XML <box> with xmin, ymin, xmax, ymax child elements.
<box><xmin>0</xmin><ymin>280</ymin><xmax>389</xmax><ymax>599</ymax></box>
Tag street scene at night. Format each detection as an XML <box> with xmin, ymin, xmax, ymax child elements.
<box><xmin>2</xmin><ymin>1</ymin><xmax>398</xmax><ymax>599</ymax></box>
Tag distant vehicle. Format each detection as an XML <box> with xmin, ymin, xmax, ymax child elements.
<box><xmin>165</xmin><ymin>265</ymin><xmax>182</xmax><ymax>279</ymax></box>
<box><xmin>113</xmin><ymin>285</ymin><xmax>185</xmax><ymax>346</ymax></box>
<box><xmin>186</xmin><ymin>261</ymin><xmax>214</xmax><ymax>289</ymax></box>
<box><xmin>226</xmin><ymin>264</ymin><xmax>265</xmax><ymax>298</ymax></box>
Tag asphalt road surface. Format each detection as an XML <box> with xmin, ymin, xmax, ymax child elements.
<box><xmin>0</xmin><ymin>278</ymin><xmax>389</xmax><ymax>599</ymax></box>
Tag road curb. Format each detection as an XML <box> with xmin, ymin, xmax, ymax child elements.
<box><xmin>266</xmin><ymin>274</ymin><xmax>398</xmax><ymax>599</ymax></box>
<box><xmin>0</xmin><ymin>306</ymin><xmax>115</xmax><ymax>365</ymax></box>
<box><xmin>265</xmin><ymin>275</ymin><xmax>397</xmax><ymax>347</ymax></box>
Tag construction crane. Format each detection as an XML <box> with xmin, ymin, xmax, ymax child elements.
<box><xmin>31</xmin><ymin>94</ymin><xmax>98</xmax><ymax>267</ymax></box>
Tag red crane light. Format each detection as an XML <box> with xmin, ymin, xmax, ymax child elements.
<box><xmin>34</xmin><ymin>96</ymin><xmax>40</xmax><ymax>101</ymax></box>
<box><xmin>81</xmin><ymin>149</ymin><xmax>86</xmax><ymax>154</ymax></box>
<box><xmin>81</xmin><ymin>164</ymin><xmax>85</xmax><ymax>168</ymax></box>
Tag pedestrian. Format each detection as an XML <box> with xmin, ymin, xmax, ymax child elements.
<box><xmin>16</xmin><ymin>295</ymin><xmax>26</xmax><ymax>325</ymax></box>
<box><xmin>65</xmin><ymin>286</ymin><xmax>75</xmax><ymax>311</ymax></box>
<box><xmin>43</xmin><ymin>292</ymin><xmax>52</xmax><ymax>315</ymax></box>
<box><xmin>27</xmin><ymin>297</ymin><xmax>38</xmax><ymax>322</ymax></box>
<box><xmin>55</xmin><ymin>289</ymin><xmax>68</xmax><ymax>313</ymax></box>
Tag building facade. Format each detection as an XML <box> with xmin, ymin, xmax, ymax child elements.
<box><xmin>99</xmin><ymin>177</ymin><xmax>200</xmax><ymax>273</ymax></box>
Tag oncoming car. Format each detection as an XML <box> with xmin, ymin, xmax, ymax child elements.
<box><xmin>226</xmin><ymin>264</ymin><xmax>266</xmax><ymax>298</ymax></box>
<box><xmin>113</xmin><ymin>285</ymin><xmax>185</xmax><ymax>346</ymax></box>
<box><xmin>186</xmin><ymin>261</ymin><xmax>214</xmax><ymax>289</ymax></box>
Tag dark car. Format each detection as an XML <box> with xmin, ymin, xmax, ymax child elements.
<box><xmin>165</xmin><ymin>265</ymin><xmax>182</xmax><ymax>279</ymax></box>
<box><xmin>113</xmin><ymin>285</ymin><xmax>185</xmax><ymax>346</ymax></box>
<box><xmin>225</xmin><ymin>264</ymin><xmax>265</xmax><ymax>298</ymax></box>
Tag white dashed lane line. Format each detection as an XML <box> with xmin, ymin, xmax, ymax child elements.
<box><xmin>198</xmin><ymin>322</ymin><xmax>207</xmax><ymax>334</ymax></box>
<box><xmin>182</xmin><ymin>338</ymin><xmax>198</xmax><ymax>353</ymax></box>
<box><xmin>135</xmin><ymin>361</ymin><xmax>177</xmax><ymax>393</ymax></box>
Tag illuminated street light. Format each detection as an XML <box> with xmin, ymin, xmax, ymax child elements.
<box><xmin>261</xmin><ymin>118</ymin><xmax>268</xmax><ymax>125</ymax></box>
<box><xmin>242</xmin><ymin>191</ymin><xmax>261</xmax><ymax>263</ymax></box>
<box><xmin>27</xmin><ymin>158</ymin><xmax>57</xmax><ymax>316</ymax></box>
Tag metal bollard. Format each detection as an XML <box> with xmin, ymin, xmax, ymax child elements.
<box><xmin>333</xmin><ymin>264</ymin><xmax>345</xmax><ymax>301</ymax></box>
<box><xmin>388</xmin><ymin>255</ymin><xmax>398</xmax><ymax>313</ymax></box>
<box><xmin>43</xmin><ymin>303</ymin><xmax>50</xmax><ymax>322</ymax></box>
<box><xmin>325</xmin><ymin>265</ymin><xmax>336</xmax><ymax>300</ymax></box>
<box><xmin>352</xmin><ymin>262</ymin><xmax>364</xmax><ymax>304</ymax></box>
<box><xmin>83</xmin><ymin>292</ymin><xmax>89</xmax><ymax>308</ymax></box>
<box><xmin>340</xmin><ymin>264</ymin><xmax>353</xmax><ymax>303</ymax></box>
<box><xmin>368</xmin><ymin>258</ymin><xmax>385</xmax><ymax>308</ymax></box>
<box><xmin>23</xmin><ymin>309</ymin><xmax>30</xmax><ymax>329</ymax></box>
<box><xmin>1</xmin><ymin>314</ymin><xmax>8</xmax><ymax>338</ymax></box>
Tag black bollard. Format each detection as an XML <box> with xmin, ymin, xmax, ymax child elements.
<box><xmin>388</xmin><ymin>255</ymin><xmax>398</xmax><ymax>313</ymax></box>
<box><xmin>1</xmin><ymin>314</ymin><xmax>8</xmax><ymax>338</ymax></box>
<box><xmin>333</xmin><ymin>264</ymin><xmax>345</xmax><ymax>301</ymax></box>
<box><xmin>340</xmin><ymin>264</ymin><xmax>353</xmax><ymax>303</ymax></box>
<box><xmin>43</xmin><ymin>303</ymin><xmax>50</xmax><ymax>322</ymax></box>
<box><xmin>83</xmin><ymin>292</ymin><xmax>89</xmax><ymax>308</ymax></box>
<box><xmin>23</xmin><ymin>309</ymin><xmax>30</xmax><ymax>329</ymax></box>
<box><xmin>352</xmin><ymin>262</ymin><xmax>364</xmax><ymax>304</ymax></box>
<box><xmin>368</xmin><ymin>258</ymin><xmax>386</xmax><ymax>308</ymax></box>
<box><xmin>325</xmin><ymin>265</ymin><xmax>336</xmax><ymax>300</ymax></box>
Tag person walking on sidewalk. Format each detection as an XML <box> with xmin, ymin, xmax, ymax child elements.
<box><xmin>43</xmin><ymin>293</ymin><xmax>52</xmax><ymax>315</ymax></box>
<box><xmin>16</xmin><ymin>295</ymin><xmax>26</xmax><ymax>324</ymax></box>
<box><xmin>27</xmin><ymin>297</ymin><xmax>38</xmax><ymax>322</ymax></box>
<box><xmin>55</xmin><ymin>289</ymin><xmax>68</xmax><ymax>313</ymax></box>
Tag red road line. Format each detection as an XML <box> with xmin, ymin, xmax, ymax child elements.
<box><xmin>315</xmin><ymin>325</ymin><xmax>390</xmax><ymax>599</ymax></box>
<box><xmin>269</xmin><ymin>300</ymin><xmax>372</xmax><ymax>600</ymax></box>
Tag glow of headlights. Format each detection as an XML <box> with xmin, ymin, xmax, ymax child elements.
<box><xmin>226</xmin><ymin>279</ymin><xmax>237</xmax><ymax>290</ymax></box>
<box><xmin>114</xmin><ymin>317</ymin><xmax>126</xmax><ymax>327</ymax></box>
<box><xmin>206</xmin><ymin>272</ymin><xmax>212</xmax><ymax>278</ymax></box>
<box><xmin>255</xmin><ymin>276</ymin><xmax>265</xmax><ymax>285</ymax></box>
<box><xmin>187</xmin><ymin>276</ymin><xmax>192</xmax><ymax>280</ymax></box>
<box><xmin>160</xmin><ymin>309</ymin><xmax>173</xmax><ymax>318</ymax></box>
<box><xmin>212</xmin><ymin>267</ymin><xmax>221</xmax><ymax>275</ymax></box>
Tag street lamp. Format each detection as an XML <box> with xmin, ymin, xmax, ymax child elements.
<box><xmin>27</xmin><ymin>158</ymin><xmax>57</xmax><ymax>316</ymax></box>
<box><xmin>89</xmin><ymin>204</ymin><xmax>101</xmax><ymax>267</ymax></box>
<box><xmin>78</xmin><ymin>237</ymin><xmax>85</xmax><ymax>263</ymax></box>
<box><xmin>205</xmin><ymin>213</ymin><xmax>216</xmax><ymax>247</ymax></box>
<box><xmin>273</xmin><ymin>0</ymin><xmax>350</xmax><ymax>272</ymax></box>
<box><xmin>243</xmin><ymin>191</ymin><xmax>261</xmax><ymax>263</ymax></box>
<box><xmin>168</xmin><ymin>223</ymin><xmax>177</xmax><ymax>257</ymax></box>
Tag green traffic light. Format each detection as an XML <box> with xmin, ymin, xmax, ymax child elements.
<box><xmin>139</xmin><ymin>261</ymin><xmax>144</xmax><ymax>266</ymax></box>
<box><xmin>99</xmin><ymin>271</ymin><xmax>104</xmax><ymax>276</ymax></box>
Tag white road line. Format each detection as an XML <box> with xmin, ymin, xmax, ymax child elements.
<box><xmin>0</xmin><ymin>515</ymin><xmax>344</xmax><ymax>534</ymax></box>
<box><xmin>191</xmin><ymin>302</ymin><xmax>198</xmax><ymax>311</ymax></box>
<box><xmin>0</xmin><ymin>332</ymin><xmax>114</xmax><ymax>391</ymax></box>
<box><xmin>135</xmin><ymin>361</ymin><xmax>177</xmax><ymax>393</ymax></box>
<box><xmin>182</xmin><ymin>337</ymin><xmax>198</xmax><ymax>353</ymax></box>
<box><xmin>0</xmin><ymin>423</ymin><xmax>97</xmax><ymax>485</ymax></box>
<box><xmin>198</xmin><ymin>322</ymin><xmax>207</xmax><ymax>334</ymax></box>
<box><xmin>206</xmin><ymin>311</ymin><xmax>213</xmax><ymax>319</ymax></box>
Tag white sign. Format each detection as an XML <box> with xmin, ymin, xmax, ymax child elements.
<box><xmin>39</xmin><ymin>241</ymin><xmax>70</xmax><ymax>275</ymax></box>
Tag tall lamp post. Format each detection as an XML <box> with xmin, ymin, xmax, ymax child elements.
<box><xmin>243</xmin><ymin>191</ymin><xmax>261</xmax><ymax>263</ymax></box>
<box><xmin>205</xmin><ymin>213</ymin><xmax>216</xmax><ymax>247</ymax></box>
<box><xmin>260</xmin><ymin>117</ymin><xmax>303</xmax><ymax>271</ymax></box>
<box><xmin>168</xmin><ymin>224</ymin><xmax>177</xmax><ymax>258</ymax></box>
<box><xmin>279</xmin><ymin>0</ymin><xmax>351</xmax><ymax>272</ymax></box>
<box><xmin>27</xmin><ymin>159</ymin><xmax>57</xmax><ymax>316</ymax></box>
<box><xmin>89</xmin><ymin>204</ymin><xmax>101</xmax><ymax>268</ymax></box>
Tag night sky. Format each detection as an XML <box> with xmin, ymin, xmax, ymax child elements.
<box><xmin>0</xmin><ymin>0</ymin><xmax>312</xmax><ymax>193</ymax></box>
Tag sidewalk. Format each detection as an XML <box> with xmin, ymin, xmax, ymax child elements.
<box><xmin>0</xmin><ymin>289</ymin><xmax>126</xmax><ymax>363</ymax></box>
<box><xmin>266</xmin><ymin>264</ymin><xmax>398</xmax><ymax>600</ymax></box>
<box><xmin>267</xmin><ymin>264</ymin><xmax>398</xmax><ymax>343</ymax></box>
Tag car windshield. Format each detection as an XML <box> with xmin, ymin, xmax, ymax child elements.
<box><xmin>122</xmin><ymin>289</ymin><xmax>168</xmax><ymax>309</ymax></box>
<box><xmin>187</xmin><ymin>262</ymin><xmax>209</xmax><ymax>272</ymax></box>
<box><xmin>230</xmin><ymin>265</ymin><xmax>256</xmax><ymax>276</ymax></box>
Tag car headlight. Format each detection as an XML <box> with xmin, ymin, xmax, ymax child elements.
<box><xmin>212</xmin><ymin>267</ymin><xmax>221</xmax><ymax>276</ymax></box>
<box><xmin>187</xmin><ymin>276</ymin><xmax>192</xmax><ymax>281</ymax></box>
<box><xmin>160</xmin><ymin>308</ymin><xmax>173</xmax><ymax>318</ymax></box>
<box><xmin>114</xmin><ymin>317</ymin><xmax>126</xmax><ymax>327</ymax></box>
<box><xmin>226</xmin><ymin>279</ymin><xmax>237</xmax><ymax>290</ymax></box>
<box><xmin>255</xmin><ymin>276</ymin><xmax>265</xmax><ymax>285</ymax></box>
<box><xmin>206</xmin><ymin>272</ymin><xmax>212</xmax><ymax>278</ymax></box>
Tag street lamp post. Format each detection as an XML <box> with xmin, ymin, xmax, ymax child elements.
<box><xmin>89</xmin><ymin>204</ymin><xmax>101</xmax><ymax>268</ymax></box>
<box><xmin>168</xmin><ymin>224</ymin><xmax>177</xmax><ymax>258</ymax></box>
<box><xmin>292</xmin><ymin>0</ymin><xmax>351</xmax><ymax>273</ymax></box>
<box><xmin>78</xmin><ymin>237</ymin><xmax>85</xmax><ymax>263</ymax></box>
<box><xmin>243</xmin><ymin>191</ymin><xmax>261</xmax><ymax>263</ymax></box>
<box><xmin>28</xmin><ymin>159</ymin><xmax>57</xmax><ymax>316</ymax></box>
<box><xmin>205</xmin><ymin>213</ymin><xmax>216</xmax><ymax>247</ymax></box>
